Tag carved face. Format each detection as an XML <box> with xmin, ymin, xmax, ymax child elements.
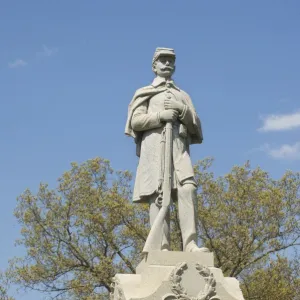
<box><xmin>153</xmin><ymin>55</ymin><xmax>175</xmax><ymax>78</ymax></box>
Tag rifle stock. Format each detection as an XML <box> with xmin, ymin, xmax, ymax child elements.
<box><xmin>142</xmin><ymin>122</ymin><xmax>173</xmax><ymax>254</ymax></box>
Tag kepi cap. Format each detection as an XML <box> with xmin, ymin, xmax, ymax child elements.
<box><xmin>152</xmin><ymin>47</ymin><xmax>176</xmax><ymax>64</ymax></box>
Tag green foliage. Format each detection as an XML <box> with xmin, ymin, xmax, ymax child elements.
<box><xmin>0</xmin><ymin>285</ymin><xmax>14</xmax><ymax>300</ymax></box>
<box><xmin>241</xmin><ymin>256</ymin><xmax>300</xmax><ymax>300</ymax></box>
<box><xmin>0</xmin><ymin>272</ymin><xmax>14</xmax><ymax>300</ymax></box>
<box><xmin>6</xmin><ymin>157</ymin><xmax>300</xmax><ymax>299</ymax></box>
<box><xmin>9</xmin><ymin>158</ymin><xmax>148</xmax><ymax>299</ymax></box>
<box><xmin>195</xmin><ymin>158</ymin><xmax>300</xmax><ymax>277</ymax></box>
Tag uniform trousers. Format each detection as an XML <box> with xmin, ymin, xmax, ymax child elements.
<box><xmin>148</xmin><ymin>181</ymin><xmax>198</xmax><ymax>251</ymax></box>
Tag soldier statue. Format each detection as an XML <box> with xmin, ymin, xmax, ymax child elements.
<box><xmin>125</xmin><ymin>48</ymin><xmax>208</xmax><ymax>253</ymax></box>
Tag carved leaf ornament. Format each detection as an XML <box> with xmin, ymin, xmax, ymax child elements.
<box><xmin>163</xmin><ymin>262</ymin><xmax>220</xmax><ymax>300</ymax></box>
<box><xmin>110</xmin><ymin>277</ymin><xmax>125</xmax><ymax>300</ymax></box>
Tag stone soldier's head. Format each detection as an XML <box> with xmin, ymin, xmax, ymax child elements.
<box><xmin>152</xmin><ymin>47</ymin><xmax>176</xmax><ymax>79</ymax></box>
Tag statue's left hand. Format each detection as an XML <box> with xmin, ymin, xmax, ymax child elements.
<box><xmin>164</xmin><ymin>98</ymin><xmax>184</xmax><ymax>112</ymax></box>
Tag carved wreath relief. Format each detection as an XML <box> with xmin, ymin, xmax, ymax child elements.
<box><xmin>110</xmin><ymin>276</ymin><xmax>125</xmax><ymax>300</ymax></box>
<box><xmin>162</xmin><ymin>262</ymin><xmax>220</xmax><ymax>300</ymax></box>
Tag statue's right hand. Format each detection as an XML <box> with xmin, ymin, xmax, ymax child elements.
<box><xmin>160</xmin><ymin>109</ymin><xmax>179</xmax><ymax>122</ymax></box>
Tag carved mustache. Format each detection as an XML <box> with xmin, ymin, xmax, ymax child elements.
<box><xmin>161</xmin><ymin>66</ymin><xmax>174</xmax><ymax>71</ymax></box>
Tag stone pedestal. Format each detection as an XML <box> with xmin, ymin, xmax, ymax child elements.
<box><xmin>110</xmin><ymin>251</ymin><xmax>244</xmax><ymax>300</ymax></box>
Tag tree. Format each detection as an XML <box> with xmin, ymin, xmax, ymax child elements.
<box><xmin>0</xmin><ymin>285</ymin><xmax>14</xmax><ymax>300</ymax></box>
<box><xmin>6</xmin><ymin>157</ymin><xmax>300</xmax><ymax>299</ymax></box>
<box><xmin>195</xmin><ymin>158</ymin><xmax>300</xmax><ymax>278</ymax></box>
<box><xmin>0</xmin><ymin>272</ymin><xmax>15</xmax><ymax>300</ymax></box>
<box><xmin>240</xmin><ymin>256</ymin><xmax>300</xmax><ymax>300</ymax></box>
<box><xmin>9</xmin><ymin>158</ymin><xmax>148</xmax><ymax>299</ymax></box>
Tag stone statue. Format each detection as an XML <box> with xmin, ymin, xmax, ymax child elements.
<box><xmin>115</xmin><ymin>47</ymin><xmax>245</xmax><ymax>300</ymax></box>
<box><xmin>125</xmin><ymin>47</ymin><xmax>208</xmax><ymax>253</ymax></box>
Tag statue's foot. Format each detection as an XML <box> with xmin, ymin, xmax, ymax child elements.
<box><xmin>185</xmin><ymin>241</ymin><xmax>209</xmax><ymax>253</ymax></box>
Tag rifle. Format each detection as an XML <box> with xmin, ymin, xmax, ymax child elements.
<box><xmin>142</xmin><ymin>121</ymin><xmax>173</xmax><ymax>254</ymax></box>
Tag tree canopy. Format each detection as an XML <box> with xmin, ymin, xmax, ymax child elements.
<box><xmin>0</xmin><ymin>272</ymin><xmax>14</xmax><ymax>300</ymax></box>
<box><xmin>5</xmin><ymin>157</ymin><xmax>300</xmax><ymax>299</ymax></box>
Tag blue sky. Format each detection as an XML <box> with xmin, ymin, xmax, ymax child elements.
<box><xmin>1</xmin><ymin>1</ymin><xmax>300</xmax><ymax>298</ymax></box>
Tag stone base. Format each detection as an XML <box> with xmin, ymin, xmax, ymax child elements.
<box><xmin>110</xmin><ymin>251</ymin><xmax>244</xmax><ymax>300</ymax></box>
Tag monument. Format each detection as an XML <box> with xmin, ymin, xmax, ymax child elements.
<box><xmin>111</xmin><ymin>48</ymin><xmax>245</xmax><ymax>300</ymax></box>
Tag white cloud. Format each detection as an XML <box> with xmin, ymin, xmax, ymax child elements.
<box><xmin>8</xmin><ymin>45</ymin><xmax>57</xmax><ymax>69</ymax></box>
<box><xmin>37</xmin><ymin>45</ymin><xmax>58</xmax><ymax>57</ymax></box>
<box><xmin>258</xmin><ymin>112</ymin><xmax>300</xmax><ymax>132</ymax></box>
<box><xmin>261</xmin><ymin>142</ymin><xmax>300</xmax><ymax>160</ymax></box>
<box><xmin>8</xmin><ymin>59</ymin><xmax>28</xmax><ymax>68</ymax></box>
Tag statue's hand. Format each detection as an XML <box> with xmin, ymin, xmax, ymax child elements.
<box><xmin>160</xmin><ymin>109</ymin><xmax>179</xmax><ymax>122</ymax></box>
<box><xmin>164</xmin><ymin>98</ymin><xmax>184</xmax><ymax>112</ymax></box>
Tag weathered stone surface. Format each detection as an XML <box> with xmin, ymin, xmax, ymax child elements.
<box><xmin>110</xmin><ymin>251</ymin><xmax>244</xmax><ymax>300</ymax></box>
<box><xmin>136</xmin><ymin>250</ymin><xmax>214</xmax><ymax>274</ymax></box>
<box><xmin>125</xmin><ymin>47</ymin><xmax>206</xmax><ymax>253</ymax></box>
<box><xmin>118</xmin><ymin>47</ymin><xmax>245</xmax><ymax>300</ymax></box>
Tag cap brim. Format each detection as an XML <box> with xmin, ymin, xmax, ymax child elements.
<box><xmin>156</xmin><ymin>51</ymin><xmax>175</xmax><ymax>57</ymax></box>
